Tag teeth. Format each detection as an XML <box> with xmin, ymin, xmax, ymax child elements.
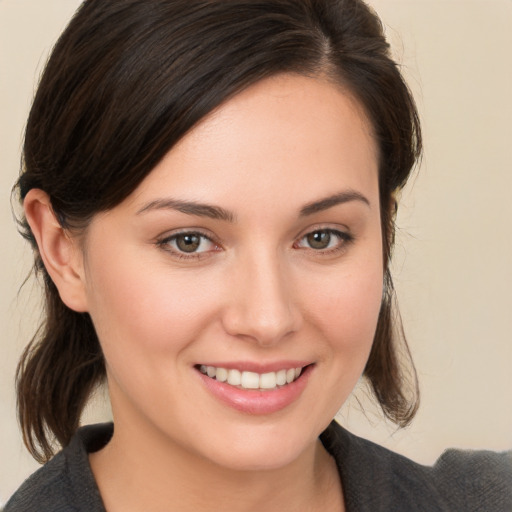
<box><xmin>276</xmin><ymin>369</ymin><xmax>287</xmax><ymax>386</ymax></box>
<box><xmin>227</xmin><ymin>369</ymin><xmax>241</xmax><ymax>386</ymax></box>
<box><xmin>199</xmin><ymin>365</ymin><xmax>304</xmax><ymax>390</ymax></box>
<box><xmin>260</xmin><ymin>372</ymin><xmax>277</xmax><ymax>389</ymax></box>
<box><xmin>216</xmin><ymin>367</ymin><xmax>228</xmax><ymax>382</ymax></box>
<box><xmin>241</xmin><ymin>371</ymin><xmax>260</xmax><ymax>389</ymax></box>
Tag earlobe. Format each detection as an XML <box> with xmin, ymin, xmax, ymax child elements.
<box><xmin>23</xmin><ymin>189</ymin><xmax>89</xmax><ymax>313</ymax></box>
<box><xmin>390</xmin><ymin>189</ymin><xmax>400</xmax><ymax>220</ymax></box>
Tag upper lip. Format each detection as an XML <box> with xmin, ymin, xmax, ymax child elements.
<box><xmin>195</xmin><ymin>361</ymin><xmax>313</xmax><ymax>373</ymax></box>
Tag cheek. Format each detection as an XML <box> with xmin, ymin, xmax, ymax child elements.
<box><xmin>301</xmin><ymin>256</ymin><xmax>383</xmax><ymax>360</ymax></box>
<box><xmin>83</xmin><ymin>244</ymin><xmax>220</xmax><ymax>358</ymax></box>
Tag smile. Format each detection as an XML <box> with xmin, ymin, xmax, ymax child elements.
<box><xmin>198</xmin><ymin>365</ymin><xmax>303</xmax><ymax>391</ymax></box>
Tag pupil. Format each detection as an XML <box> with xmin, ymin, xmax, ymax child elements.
<box><xmin>308</xmin><ymin>231</ymin><xmax>330</xmax><ymax>249</ymax></box>
<box><xmin>177</xmin><ymin>234</ymin><xmax>200</xmax><ymax>252</ymax></box>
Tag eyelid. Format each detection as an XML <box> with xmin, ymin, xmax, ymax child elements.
<box><xmin>294</xmin><ymin>223</ymin><xmax>352</xmax><ymax>242</ymax></box>
<box><xmin>156</xmin><ymin>226</ymin><xmax>219</xmax><ymax>242</ymax></box>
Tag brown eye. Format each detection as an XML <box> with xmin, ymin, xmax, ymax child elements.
<box><xmin>306</xmin><ymin>230</ymin><xmax>331</xmax><ymax>249</ymax></box>
<box><xmin>295</xmin><ymin>228</ymin><xmax>353</xmax><ymax>252</ymax></box>
<box><xmin>175</xmin><ymin>233</ymin><xmax>201</xmax><ymax>253</ymax></box>
<box><xmin>161</xmin><ymin>232</ymin><xmax>217</xmax><ymax>255</ymax></box>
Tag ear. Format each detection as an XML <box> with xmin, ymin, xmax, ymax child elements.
<box><xmin>390</xmin><ymin>189</ymin><xmax>400</xmax><ymax>220</ymax></box>
<box><xmin>24</xmin><ymin>189</ymin><xmax>88</xmax><ymax>312</ymax></box>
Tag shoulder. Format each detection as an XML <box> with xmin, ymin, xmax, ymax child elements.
<box><xmin>320</xmin><ymin>421</ymin><xmax>512</xmax><ymax>512</ymax></box>
<box><xmin>4</xmin><ymin>424</ymin><xmax>112</xmax><ymax>512</ymax></box>
<box><xmin>4</xmin><ymin>450</ymin><xmax>75</xmax><ymax>512</ymax></box>
<box><xmin>433</xmin><ymin>447</ymin><xmax>512</xmax><ymax>511</ymax></box>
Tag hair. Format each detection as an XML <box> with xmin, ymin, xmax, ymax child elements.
<box><xmin>15</xmin><ymin>0</ymin><xmax>421</xmax><ymax>463</ymax></box>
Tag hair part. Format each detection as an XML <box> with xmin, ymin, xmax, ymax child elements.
<box><xmin>15</xmin><ymin>0</ymin><xmax>421</xmax><ymax>462</ymax></box>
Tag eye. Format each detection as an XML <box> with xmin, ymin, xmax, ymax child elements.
<box><xmin>295</xmin><ymin>229</ymin><xmax>352</xmax><ymax>251</ymax></box>
<box><xmin>159</xmin><ymin>231</ymin><xmax>219</xmax><ymax>256</ymax></box>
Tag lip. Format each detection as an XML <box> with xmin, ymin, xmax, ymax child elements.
<box><xmin>196</xmin><ymin>362</ymin><xmax>314</xmax><ymax>415</ymax></box>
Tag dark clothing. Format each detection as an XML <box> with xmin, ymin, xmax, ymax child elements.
<box><xmin>321</xmin><ymin>422</ymin><xmax>512</xmax><ymax>511</ymax></box>
<box><xmin>5</xmin><ymin>424</ymin><xmax>109</xmax><ymax>512</ymax></box>
<box><xmin>5</xmin><ymin>421</ymin><xmax>512</xmax><ymax>511</ymax></box>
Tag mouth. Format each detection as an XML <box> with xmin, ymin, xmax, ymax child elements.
<box><xmin>196</xmin><ymin>364</ymin><xmax>308</xmax><ymax>391</ymax></box>
<box><xmin>195</xmin><ymin>362</ymin><xmax>314</xmax><ymax>414</ymax></box>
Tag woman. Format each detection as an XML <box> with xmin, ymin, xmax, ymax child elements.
<box><xmin>5</xmin><ymin>0</ymin><xmax>511</xmax><ymax>510</ymax></box>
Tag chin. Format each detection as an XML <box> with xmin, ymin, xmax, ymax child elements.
<box><xmin>206</xmin><ymin>442</ymin><xmax>308</xmax><ymax>473</ymax></box>
<box><xmin>190</xmin><ymin>418</ymin><xmax>323</xmax><ymax>473</ymax></box>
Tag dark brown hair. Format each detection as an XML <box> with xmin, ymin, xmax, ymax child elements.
<box><xmin>15</xmin><ymin>0</ymin><xmax>421</xmax><ymax>463</ymax></box>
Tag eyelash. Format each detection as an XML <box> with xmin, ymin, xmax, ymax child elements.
<box><xmin>156</xmin><ymin>228</ymin><xmax>354</xmax><ymax>260</ymax></box>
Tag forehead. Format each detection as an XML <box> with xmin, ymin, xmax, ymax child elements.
<box><xmin>126</xmin><ymin>73</ymin><xmax>379</xmax><ymax>214</ymax></box>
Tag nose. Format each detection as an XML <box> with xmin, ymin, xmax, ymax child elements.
<box><xmin>221</xmin><ymin>251</ymin><xmax>302</xmax><ymax>346</ymax></box>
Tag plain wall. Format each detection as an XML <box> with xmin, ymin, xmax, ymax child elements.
<box><xmin>1</xmin><ymin>0</ymin><xmax>511</xmax><ymax>505</ymax></box>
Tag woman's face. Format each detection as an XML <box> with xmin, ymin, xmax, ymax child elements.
<box><xmin>81</xmin><ymin>74</ymin><xmax>383</xmax><ymax>470</ymax></box>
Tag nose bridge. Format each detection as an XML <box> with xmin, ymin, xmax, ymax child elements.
<box><xmin>223</xmin><ymin>246</ymin><xmax>300</xmax><ymax>345</ymax></box>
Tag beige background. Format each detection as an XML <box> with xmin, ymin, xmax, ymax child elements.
<box><xmin>1</xmin><ymin>0</ymin><xmax>511</xmax><ymax>505</ymax></box>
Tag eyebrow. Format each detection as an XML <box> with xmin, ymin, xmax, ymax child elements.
<box><xmin>136</xmin><ymin>189</ymin><xmax>370</xmax><ymax>222</ymax></box>
<box><xmin>299</xmin><ymin>190</ymin><xmax>370</xmax><ymax>217</ymax></box>
<box><xmin>136</xmin><ymin>198</ymin><xmax>236</xmax><ymax>222</ymax></box>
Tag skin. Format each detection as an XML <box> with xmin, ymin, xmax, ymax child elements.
<box><xmin>25</xmin><ymin>73</ymin><xmax>383</xmax><ymax>511</ymax></box>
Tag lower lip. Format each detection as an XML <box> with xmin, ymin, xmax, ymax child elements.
<box><xmin>197</xmin><ymin>365</ymin><xmax>314</xmax><ymax>415</ymax></box>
